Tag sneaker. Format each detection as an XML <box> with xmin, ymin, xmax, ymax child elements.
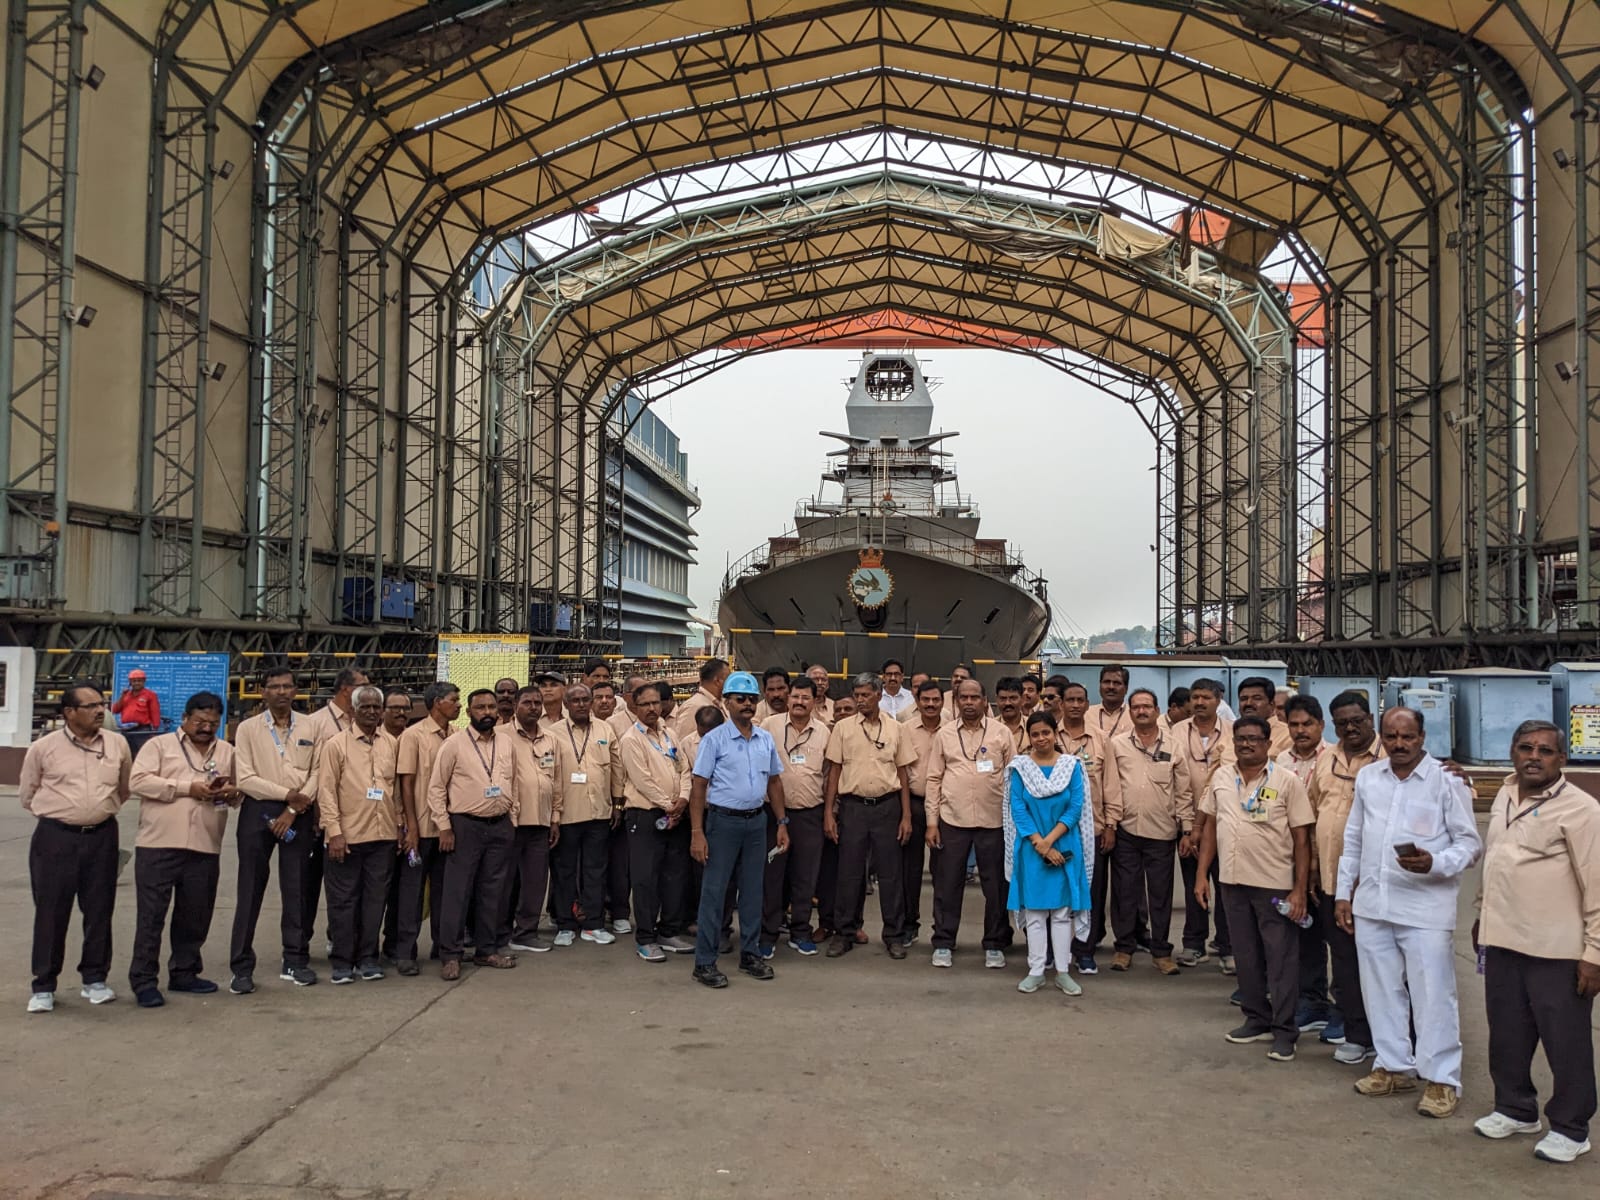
<box><xmin>168</xmin><ymin>977</ymin><xmax>219</xmax><ymax>994</ymax></box>
<box><xmin>886</xmin><ymin>940</ymin><xmax>907</xmax><ymax>960</ymax></box>
<box><xmin>825</xmin><ymin>935</ymin><xmax>853</xmax><ymax>958</ymax></box>
<box><xmin>759</xmin><ymin>944</ymin><xmax>775</xmax><ymax>960</ymax></box>
<box><xmin>27</xmin><ymin>991</ymin><xmax>54</xmax><ymax>1013</ymax></box>
<box><xmin>637</xmin><ymin>943</ymin><xmax>667</xmax><ymax>963</ymax></box>
<box><xmin>1219</xmin><ymin>955</ymin><xmax>1237</xmax><ymax>976</ymax></box>
<box><xmin>1175</xmin><ymin>948</ymin><xmax>1209</xmax><ymax>968</ymax></box>
<box><xmin>581</xmin><ymin>928</ymin><xmax>617</xmax><ymax>945</ymax></box>
<box><xmin>1153</xmin><ymin>956</ymin><xmax>1180</xmax><ymax>976</ymax></box>
<box><xmin>330</xmin><ymin>967</ymin><xmax>355</xmax><ymax>985</ymax></box>
<box><xmin>553</xmin><ymin>930</ymin><xmax>576</xmax><ymax>947</ymax></box>
<box><xmin>739</xmin><ymin>954</ymin><xmax>775</xmax><ymax>980</ymax></box>
<box><xmin>1417</xmin><ymin>1082</ymin><xmax>1458</xmax><ymax>1119</ymax></box>
<box><xmin>931</xmin><ymin>948</ymin><xmax>954</xmax><ymax>968</ymax></box>
<box><xmin>1018</xmin><ymin>973</ymin><xmax>1045</xmax><ymax>993</ymax></box>
<box><xmin>1267</xmin><ymin>1040</ymin><xmax>1296</xmax><ymax>1063</ymax></box>
<box><xmin>1054</xmin><ymin>971</ymin><xmax>1083</xmax><ymax>997</ymax></box>
<box><xmin>1225</xmin><ymin>1023</ymin><xmax>1273</xmax><ymax>1044</ymax></box>
<box><xmin>718</xmin><ymin>933</ymin><xmax>736</xmax><ymax>955</ymax></box>
<box><xmin>903</xmin><ymin>930</ymin><xmax>919</xmax><ymax>947</ymax></box>
<box><xmin>1134</xmin><ymin>937</ymin><xmax>1153</xmax><ymax>955</ymax></box>
<box><xmin>1295</xmin><ymin>1002</ymin><xmax>1330</xmax><ymax>1033</ymax></box>
<box><xmin>227</xmin><ymin>974</ymin><xmax>254</xmax><ymax>996</ymax></box>
<box><xmin>280</xmin><ymin>964</ymin><xmax>317</xmax><ymax>986</ymax></box>
<box><xmin>357</xmin><ymin>961</ymin><xmax>385</xmax><ymax>981</ymax></box>
<box><xmin>1354</xmin><ymin>1067</ymin><xmax>1417</xmax><ymax>1096</ymax></box>
<box><xmin>1229</xmin><ymin>988</ymin><xmax>1242</xmax><ymax>1007</ymax></box>
<box><xmin>1074</xmin><ymin>955</ymin><xmax>1098</xmax><ymax>975</ymax></box>
<box><xmin>397</xmin><ymin>959</ymin><xmax>420</xmax><ymax>976</ymax></box>
<box><xmin>693</xmin><ymin>964</ymin><xmax>729</xmax><ymax>988</ymax></box>
<box><xmin>1320</xmin><ymin>1016</ymin><xmax>1347</xmax><ymax>1044</ymax></box>
<box><xmin>1334</xmin><ymin>1042</ymin><xmax>1376</xmax><ymax>1066</ymax></box>
<box><xmin>659</xmin><ymin>935</ymin><xmax>696</xmax><ymax>954</ymax></box>
<box><xmin>1110</xmin><ymin>952</ymin><xmax>1133</xmax><ymax>972</ymax></box>
<box><xmin>612</xmin><ymin>918</ymin><xmax>633</xmax><ymax>935</ymax></box>
<box><xmin>790</xmin><ymin>939</ymin><xmax>819</xmax><ymax>956</ymax></box>
<box><xmin>1533</xmin><ymin>1131</ymin><xmax>1591</xmax><ymax>1163</ymax></box>
<box><xmin>985</xmin><ymin>950</ymin><xmax>1006</xmax><ymax>970</ymax></box>
<box><xmin>1473</xmin><ymin>1112</ymin><xmax>1543</xmax><ymax>1140</ymax></box>
<box><xmin>509</xmin><ymin>936</ymin><xmax>553</xmax><ymax>953</ymax></box>
<box><xmin>81</xmin><ymin>981</ymin><xmax>117</xmax><ymax>1004</ymax></box>
<box><xmin>135</xmin><ymin>986</ymin><xmax>165</xmax><ymax>1008</ymax></box>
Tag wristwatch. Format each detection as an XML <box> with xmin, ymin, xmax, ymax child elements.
<box><xmin>777</xmin><ymin>816</ymin><xmax>790</xmax><ymax>825</ymax></box>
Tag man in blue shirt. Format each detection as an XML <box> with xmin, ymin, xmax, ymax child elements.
<box><xmin>689</xmin><ymin>671</ymin><xmax>789</xmax><ymax>987</ymax></box>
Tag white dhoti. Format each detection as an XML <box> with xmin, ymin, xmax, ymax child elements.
<box><xmin>1354</xmin><ymin>916</ymin><xmax>1463</xmax><ymax>1091</ymax></box>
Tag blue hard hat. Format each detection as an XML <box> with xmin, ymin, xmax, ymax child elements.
<box><xmin>723</xmin><ymin>671</ymin><xmax>760</xmax><ymax>696</ymax></box>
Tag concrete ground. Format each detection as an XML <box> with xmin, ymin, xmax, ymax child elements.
<box><xmin>0</xmin><ymin>796</ymin><xmax>1594</xmax><ymax>1200</ymax></box>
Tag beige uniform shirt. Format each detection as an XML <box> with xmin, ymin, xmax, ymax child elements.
<box><xmin>678</xmin><ymin>731</ymin><xmax>703</xmax><ymax>803</ymax></box>
<box><xmin>1275</xmin><ymin>743</ymin><xmax>1331</xmax><ymax>790</ymax></box>
<box><xmin>19</xmin><ymin>727</ymin><xmax>131</xmax><ymax>826</ymax></box>
<box><xmin>317</xmin><ymin>728</ymin><xmax>400</xmax><ymax>844</ymax></box>
<box><xmin>1306</xmin><ymin>740</ymin><xmax>1384</xmax><ymax>889</ymax></box>
<box><xmin>510</xmin><ymin>723</ymin><xmax>558</xmax><ymax>827</ymax></box>
<box><xmin>903</xmin><ymin>718</ymin><xmax>942</xmax><ymax>795</ymax></box>
<box><xmin>1480</xmin><ymin>776</ymin><xmax>1600</xmax><ymax>965</ymax></box>
<box><xmin>1171</xmin><ymin>716</ymin><xmax>1235</xmax><ymax>824</ymax></box>
<box><xmin>1266</xmin><ymin>717</ymin><xmax>1293</xmax><ymax>759</ymax></box>
<box><xmin>607</xmin><ymin>710</ymin><xmax>635</xmax><ymax>740</ymax></box>
<box><xmin>1111</xmin><ymin>729</ymin><xmax>1194</xmax><ymax>840</ymax></box>
<box><xmin>825</xmin><ymin>714</ymin><xmax>917</xmax><ymax>798</ymax></box>
<box><xmin>620</xmin><ymin>723</ymin><xmax>685</xmax><ymax>811</ymax></box>
<box><xmin>1201</xmin><ymin>762</ymin><xmax>1314</xmax><ymax>891</ymax></box>
<box><xmin>427</xmin><ymin>727</ymin><xmax>519</xmax><ymax>830</ymax></box>
<box><xmin>926</xmin><ymin>718</ymin><xmax>1015</xmax><ymax>828</ymax></box>
<box><xmin>670</xmin><ymin>687</ymin><xmax>724</xmax><ymax>743</ymax></box>
<box><xmin>1055</xmin><ymin>723</ymin><xmax>1123</xmax><ymax>828</ymax></box>
<box><xmin>761</xmin><ymin>715</ymin><xmax>828</xmax><ymax>809</ymax></box>
<box><xmin>130</xmin><ymin>732</ymin><xmax>238</xmax><ymax>852</ymax></box>
<box><xmin>998</xmin><ymin>719</ymin><xmax>1029</xmax><ymax>759</ymax></box>
<box><xmin>234</xmin><ymin>710</ymin><xmax>318</xmax><ymax>805</ymax></box>
<box><xmin>551</xmin><ymin>718</ymin><xmax>623</xmax><ymax>824</ymax></box>
<box><xmin>396</xmin><ymin>717</ymin><xmax>452</xmax><ymax>839</ymax></box>
<box><xmin>1087</xmin><ymin>703</ymin><xmax>1133</xmax><ymax>742</ymax></box>
<box><xmin>302</xmin><ymin>701</ymin><xmax>355</xmax><ymax>759</ymax></box>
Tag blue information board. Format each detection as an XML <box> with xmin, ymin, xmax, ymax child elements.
<box><xmin>109</xmin><ymin>652</ymin><xmax>230</xmax><ymax>733</ymax></box>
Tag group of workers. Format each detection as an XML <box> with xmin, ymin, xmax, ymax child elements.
<box><xmin>15</xmin><ymin>655</ymin><xmax>1600</xmax><ymax>1164</ymax></box>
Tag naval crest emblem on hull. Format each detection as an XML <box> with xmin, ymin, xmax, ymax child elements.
<box><xmin>847</xmin><ymin>547</ymin><xmax>894</xmax><ymax>609</ymax></box>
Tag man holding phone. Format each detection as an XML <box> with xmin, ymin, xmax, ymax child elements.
<box><xmin>1335</xmin><ymin>707</ymin><xmax>1481</xmax><ymax>1118</ymax></box>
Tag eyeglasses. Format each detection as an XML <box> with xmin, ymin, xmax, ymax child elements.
<box><xmin>1233</xmin><ymin>734</ymin><xmax>1268</xmax><ymax>745</ymax></box>
<box><xmin>384</xmin><ymin>705</ymin><xmax>410</xmax><ymax>714</ymax></box>
<box><xmin>64</xmin><ymin>700</ymin><xmax>106</xmax><ymax>710</ymax></box>
<box><xmin>495</xmin><ymin>689</ymin><xmax>517</xmax><ymax>697</ymax></box>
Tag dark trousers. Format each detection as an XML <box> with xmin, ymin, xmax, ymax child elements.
<box><xmin>439</xmin><ymin>814</ymin><xmax>513</xmax><ymax>961</ymax></box>
<box><xmin>1323</xmin><ymin>890</ymin><xmax>1372</xmax><ymax>1048</ymax></box>
<box><xmin>305</xmin><ymin>827</ymin><xmax>325</xmax><ymax>935</ymax></box>
<box><xmin>902</xmin><ymin>798</ymin><xmax>928</xmax><ymax>937</ymax></box>
<box><xmin>604</xmin><ymin>820</ymin><xmax>631</xmax><ymax>923</ymax></box>
<box><xmin>835</xmin><ymin>796</ymin><xmax>906</xmax><ymax>943</ymax></box>
<box><xmin>762</xmin><ymin>805</ymin><xmax>825</xmax><ymax>943</ymax></box>
<box><xmin>390</xmin><ymin>836</ymin><xmax>444</xmax><ymax>961</ymax></box>
<box><xmin>1072</xmin><ymin>843</ymin><xmax>1112</xmax><ymax>957</ymax></box>
<box><xmin>552</xmin><ymin>818</ymin><xmax>609</xmax><ymax>932</ymax></box>
<box><xmin>29</xmin><ymin>817</ymin><xmax>118</xmax><ymax>993</ymax></box>
<box><xmin>1485</xmin><ymin>946</ymin><xmax>1598</xmax><ymax>1142</ymax></box>
<box><xmin>505</xmin><ymin>824</ymin><xmax>552</xmax><ymax>946</ymax></box>
<box><xmin>128</xmin><ymin>847</ymin><xmax>221</xmax><ymax>992</ymax></box>
<box><xmin>627</xmin><ymin>811</ymin><xmax>690</xmax><ymax>945</ymax></box>
<box><xmin>230</xmin><ymin>797</ymin><xmax>318</xmax><ymax>974</ymax></box>
<box><xmin>1181</xmin><ymin>850</ymin><xmax>1231</xmax><ymax>954</ymax></box>
<box><xmin>1111</xmin><ymin>831</ymin><xmax>1177</xmax><ymax>957</ymax></box>
<box><xmin>931</xmin><ymin>822</ymin><xmax>1006</xmax><ymax>951</ymax></box>
<box><xmin>324</xmin><ymin>840</ymin><xmax>394</xmax><ymax>971</ymax></box>
<box><xmin>694</xmin><ymin>807</ymin><xmax>766</xmax><ymax>966</ymax></box>
<box><xmin>1221</xmin><ymin>882</ymin><xmax>1299</xmax><ymax>1042</ymax></box>
<box><xmin>1297</xmin><ymin>892</ymin><xmax>1333</xmax><ymax>1012</ymax></box>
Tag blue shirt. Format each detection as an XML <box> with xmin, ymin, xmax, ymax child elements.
<box><xmin>692</xmin><ymin>720</ymin><xmax>784</xmax><ymax>811</ymax></box>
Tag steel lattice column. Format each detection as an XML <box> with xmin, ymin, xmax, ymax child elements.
<box><xmin>395</xmin><ymin>263</ymin><xmax>444</xmax><ymax>630</ymax></box>
<box><xmin>333</xmin><ymin>226</ymin><xmax>387</xmax><ymax>624</ymax></box>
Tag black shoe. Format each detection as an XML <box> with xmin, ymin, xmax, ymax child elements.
<box><xmin>356</xmin><ymin>961</ymin><xmax>385</xmax><ymax>981</ymax></box>
<box><xmin>739</xmin><ymin>955</ymin><xmax>775</xmax><ymax>980</ymax></box>
<box><xmin>397</xmin><ymin>959</ymin><xmax>419</xmax><ymax>977</ymax></box>
<box><xmin>693</xmin><ymin>964</ymin><xmax>729</xmax><ymax>989</ymax></box>
<box><xmin>718</xmin><ymin>933</ymin><xmax>735</xmax><ymax>956</ymax></box>
<box><xmin>279</xmin><ymin>964</ymin><xmax>317</xmax><ymax>987</ymax></box>
<box><xmin>135</xmin><ymin>986</ymin><xmax>165</xmax><ymax>1008</ymax></box>
<box><xmin>228</xmin><ymin>973</ymin><xmax>255</xmax><ymax>995</ymax></box>
<box><xmin>886</xmin><ymin>940</ymin><xmax>907</xmax><ymax>960</ymax></box>
<box><xmin>168</xmin><ymin>977</ymin><xmax>218</xmax><ymax>995</ymax></box>
<box><xmin>825</xmin><ymin>935</ymin><xmax>853</xmax><ymax>958</ymax></box>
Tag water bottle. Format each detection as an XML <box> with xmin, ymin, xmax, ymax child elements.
<box><xmin>655</xmin><ymin>813</ymin><xmax>672</xmax><ymax>831</ymax></box>
<box><xmin>263</xmin><ymin>813</ymin><xmax>297</xmax><ymax>843</ymax></box>
<box><xmin>407</xmin><ymin>847</ymin><xmax>422</xmax><ymax>868</ymax></box>
<box><xmin>1270</xmin><ymin>896</ymin><xmax>1314</xmax><ymax>929</ymax></box>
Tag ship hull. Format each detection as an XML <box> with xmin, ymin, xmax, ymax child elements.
<box><xmin>718</xmin><ymin>547</ymin><xmax>1048</xmax><ymax>684</ymax></box>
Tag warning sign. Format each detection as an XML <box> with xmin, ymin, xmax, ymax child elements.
<box><xmin>1569</xmin><ymin>705</ymin><xmax>1600</xmax><ymax>757</ymax></box>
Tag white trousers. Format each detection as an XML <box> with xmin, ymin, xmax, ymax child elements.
<box><xmin>1354</xmin><ymin>916</ymin><xmax>1463</xmax><ymax>1091</ymax></box>
<box><xmin>1022</xmin><ymin>907</ymin><xmax>1075</xmax><ymax>976</ymax></box>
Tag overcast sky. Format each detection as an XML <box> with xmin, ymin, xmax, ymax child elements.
<box><xmin>654</xmin><ymin>349</ymin><xmax>1156</xmax><ymax>639</ymax></box>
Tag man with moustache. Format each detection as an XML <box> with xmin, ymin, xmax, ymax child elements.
<box><xmin>390</xmin><ymin>682</ymin><xmax>459</xmax><ymax>973</ymax></box>
<box><xmin>621</xmin><ymin>683</ymin><xmax>692</xmax><ymax>963</ymax></box>
<box><xmin>760</xmin><ymin>676</ymin><xmax>829</xmax><ymax>957</ymax></box>
<box><xmin>504</xmin><ymin>685</ymin><xmax>559</xmax><ymax>955</ymax></box>
<box><xmin>549</xmin><ymin>683</ymin><xmax>625</xmax><ymax>946</ymax></box>
<box><xmin>1087</xmin><ymin>664</ymin><xmax>1132</xmax><ymax>740</ymax></box>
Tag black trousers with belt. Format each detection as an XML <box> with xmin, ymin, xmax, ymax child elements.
<box><xmin>230</xmin><ymin>797</ymin><xmax>318</xmax><ymax>975</ymax></box>
<box><xmin>1321</xmin><ymin>888</ymin><xmax>1372</xmax><ymax>1048</ymax></box>
<box><xmin>504</xmin><ymin>824</ymin><xmax>552</xmax><ymax>947</ymax></box>
<box><xmin>604</xmin><ymin>819</ymin><xmax>631</xmax><ymax>924</ymax></box>
<box><xmin>29</xmin><ymin>816</ymin><xmax>118</xmax><ymax>993</ymax></box>
<box><xmin>1180</xmin><ymin>850</ymin><xmax>1231</xmax><ymax>955</ymax></box>
<box><xmin>1110</xmin><ymin>831</ymin><xmax>1177</xmax><ymax>958</ymax></box>
<box><xmin>324</xmin><ymin>839</ymin><xmax>394</xmax><ymax>972</ymax></box>
<box><xmin>931</xmin><ymin>821</ymin><xmax>1007</xmax><ymax>952</ymax></box>
<box><xmin>1297</xmin><ymin>891</ymin><xmax>1333</xmax><ymax>1012</ymax></box>
<box><xmin>835</xmin><ymin>795</ymin><xmax>906</xmax><ymax>944</ymax></box>
<box><xmin>762</xmin><ymin>805</ymin><xmax>825</xmax><ymax>943</ymax></box>
<box><xmin>552</xmin><ymin>818</ymin><xmax>609</xmax><ymax>932</ymax></box>
<box><xmin>1485</xmin><ymin>946</ymin><xmax>1598</xmax><ymax>1142</ymax></box>
<box><xmin>901</xmin><ymin>796</ymin><xmax>929</xmax><ymax>939</ymax></box>
<box><xmin>439</xmin><ymin>813</ymin><xmax>513</xmax><ymax>961</ymax></box>
<box><xmin>1221</xmin><ymin>882</ymin><xmax>1299</xmax><ymax>1042</ymax></box>
<box><xmin>128</xmin><ymin>847</ymin><xmax>221</xmax><ymax>993</ymax></box>
<box><xmin>627</xmin><ymin>810</ymin><xmax>690</xmax><ymax>945</ymax></box>
<box><xmin>386</xmin><ymin>835</ymin><xmax>445</xmax><ymax>962</ymax></box>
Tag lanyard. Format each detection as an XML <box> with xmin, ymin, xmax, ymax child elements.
<box><xmin>329</xmin><ymin>705</ymin><xmax>348</xmax><ymax>733</ymax></box>
<box><xmin>1506</xmin><ymin>782</ymin><xmax>1560</xmax><ymax>827</ymax></box>
<box><xmin>1236</xmin><ymin>763</ymin><xmax>1273</xmax><ymax>813</ymax></box>
<box><xmin>1132</xmin><ymin>731</ymin><xmax>1166</xmax><ymax>761</ymax></box>
<box><xmin>783</xmin><ymin>721</ymin><xmax>813</xmax><ymax>753</ymax></box>
<box><xmin>178</xmin><ymin>733</ymin><xmax>218</xmax><ymax>778</ymax></box>
<box><xmin>67</xmin><ymin>731</ymin><xmax>105</xmax><ymax>761</ymax></box>
<box><xmin>567</xmin><ymin>720</ymin><xmax>592</xmax><ymax>764</ymax></box>
<box><xmin>1098</xmin><ymin>707</ymin><xmax>1125</xmax><ymax>732</ymax></box>
<box><xmin>265</xmin><ymin>711</ymin><xmax>298</xmax><ymax>758</ymax></box>
<box><xmin>860</xmin><ymin>716</ymin><xmax>885</xmax><ymax>751</ymax></box>
<box><xmin>635</xmin><ymin>721</ymin><xmax>677</xmax><ymax>760</ymax></box>
<box><xmin>354</xmin><ymin>733</ymin><xmax>380</xmax><ymax>790</ymax></box>
<box><xmin>954</xmin><ymin>721</ymin><xmax>987</xmax><ymax>762</ymax></box>
<box><xmin>1187</xmin><ymin>721</ymin><xmax>1220</xmax><ymax>765</ymax></box>
<box><xmin>469</xmin><ymin>731</ymin><xmax>497</xmax><ymax>779</ymax></box>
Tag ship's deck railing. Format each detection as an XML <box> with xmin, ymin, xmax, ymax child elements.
<box><xmin>795</xmin><ymin>497</ymin><xmax>978</xmax><ymax>520</ymax></box>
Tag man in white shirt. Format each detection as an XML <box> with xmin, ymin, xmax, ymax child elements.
<box><xmin>877</xmin><ymin>659</ymin><xmax>914</xmax><ymax>719</ymax></box>
<box><xmin>1335</xmin><ymin>706</ymin><xmax>1482</xmax><ymax>1118</ymax></box>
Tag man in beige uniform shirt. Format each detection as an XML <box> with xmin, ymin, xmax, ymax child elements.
<box><xmin>621</xmin><ymin>682</ymin><xmax>692</xmax><ymax>962</ymax></box>
<box><xmin>592</xmin><ymin>678</ymin><xmax>633</xmax><ymax>934</ymax></box>
<box><xmin>1109</xmin><ymin>688</ymin><xmax>1191</xmax><ymax>976</ymax></box>
<box><xmin>671</xmin><ymin>658</ymin><xmax>729</xmax><ymax>742</ymax></box>
<box><xmin>317</xmin><ymin>686</ymin><xmax>401</xmax><ymax>985</ymax></box>
<box><xmin>1159</xmin><ymin>686</ymin><xmax>1192</xmax><ymax>733</ymax></box>
<box><xmin>896</xmin><ymin>672</ymin><xmax>931</xmax><ymax>723</ymax></box>
<box><xmin>1277</xmin><ymin>693</ymin><xmax>1337</xmax><ymax>1038</ymax></box>
<box><xmin>127</xmin><ymin>691</ymin><xmax>241</xmax><ymax>1007</ymax></box>
<box><xmin>607</xmin><ymin>678</ymin><xmax>641</xmax><ymax>740</ymax></box>
<box><xmin>760</xmin><ymin>676</ymin><xmax>829</xmax><ymax>956</ymax></box>
<box><xmin>1171</xmin><ymin>677</ymin><xmax>1235</xmax><ymax>970</ymax></box>
<box><xmin>925</xmin><ymin>678</ymin><xmax>1016</xmax><ymax>969</ymax></box>
<box><xmin>994</xmin><ymin>676</ymin><xmax>1029</xmax><ymax>755</ymax></box>
<box><xmin>535</xmin><ymin>670</ymin><xmax>567</xmax><ymax>730</ymax></box>
<box><xmin>807</xmin><ymin>663</ymin><xmax>835</xmax><ymax>725</ymax></box>
<box><xmin>21</xmin><ymin>683</ymin><xmax>131</xmax><ymax>1013</ymax></box>
<box><xmin>1052</xmin><ymin>679</ymin><xmax>1122</xmax><ymax>974</ymax></box>
<box><xmin>1086</xmin><ymin>664</ymin><xmax>1133</xmax><ymax>741</ymax></box>
<box><xmin>301</xmin><ymin>665</ymin><xmax>369</xmax><ymax>941</ymax></box>
<box><xmin>549</xmin><ymin>683</ymin><xmax>625</xmax><ymax>946</ymax></box>
<box><xmin>938</xmin><ymin>664</ymin><xmax>975</xmax><ymax>723</ymax></box>
<box><xmin>1237</xmin><ymin>676</ymin><xmax>1292</xmax><ymax>758</ymax></box>
<box><xmin>390</xmin><ymin>681</ymin><xmax>458</xmax><ymax>974</ymax></box>
<box><xmin>230</xmin><ymin>666</ymin><xmax>320</xmax><ymax>993</ymax></box>
<box><xmin>896</xmin><ymin>680</ymin><xmax>946</xmax><ymax>941</ymax></box>
<box><xmin>1474</xmin><ymin>720</ymin><xmax>1600</xmax><ymax>1162</ymax></box>
<box><xmin>428</xmin><ymin>688</ymin><xmax>519</xmax><ymax>979</ymax></box>
<box><xmin>754</xmin><ymin>667</ymin><xmax>790</xmax><ymax>723</ymax></box>
<box><xmin>823</xmin><ymin>673</ymin><xmax>917</xmax><ymax>959</ymax></box>
<box><xmin>504</xmin><ymin>685</ymin><xmax>559</xmax><ymax>955</ymax></box>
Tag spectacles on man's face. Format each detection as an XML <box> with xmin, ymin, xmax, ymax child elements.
<box><xmin>495</xmin><ymin>688</ymin><xmax>517</xmax><ymax>698</ymax></box>
<box><xmin>1513</xmin><ymin>742</ymin><xmax>1563</xmax><ymax>758</ymax></box>
<box><xmin>65</xmin><ymin>700</ymin><xmax>107</xmax><ymax>711</ymax></box>
<box><xmin>1233</xmin><ymin>734</ymin><xmax>1268</xmax><ymax>745</ymax></box>
<box><xmin>385</xmin><ymin>704</ymin><xmax>410</xmax><ymax>714</ymax></box>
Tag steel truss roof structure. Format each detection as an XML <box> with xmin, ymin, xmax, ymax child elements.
<box><xmin>2</xmin><ymin>0</ymin><xmax>1599</xmax><ymax>674</ymax></box>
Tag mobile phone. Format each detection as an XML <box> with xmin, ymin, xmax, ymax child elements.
<box><xmin>1393</xmin><ymin>842</ymin><xmax>1419</xmax><ymax>858</ymax></box>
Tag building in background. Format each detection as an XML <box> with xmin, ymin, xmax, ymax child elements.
<box><xmin>611</xmin><ymin>395</ymin><xmax>699</xmax><ymax>656</ymax></box>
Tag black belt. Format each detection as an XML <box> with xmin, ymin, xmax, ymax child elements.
<box><xmin>708</xmin><ymin>803</ymin><xmax>763</xmax><ymax>818</ymax></box>
<box><xmin>39</xmin><ymin>815</ymin><xmax>115</xmax><ymax>834</ymax></box>
<box><xmin>845</xmin><ymin>793</ymin><xmax>896</xmax><ymax>806</ymax></box>
<box><xmin>454</xmin><ymin>811</ymin><xmax>510</xmax><ymax>824</ymax></box>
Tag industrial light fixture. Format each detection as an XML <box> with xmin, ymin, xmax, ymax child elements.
<box><xmin>215</xmin><ymin>159</ymin><xmax>234</xmax><ymax>180</ymax></box>
<box><xmin>82</xmin><ymin>64</ymin><xmax>105</xmax><ymax>90</ymax></box>
<box><xmin>1554</xmin><ymin>148</ymin><xmax>1571</xmax><ymax>169</ymax></box>
<box><xmin>68</xmin><ymin>303</ymin><xmax>96</xmax><ymax>328</ymax></box>
<box><xmin>1445</xmin><ymin>230</ymin><xmax>1460</xmax><ymax>249</ymax></box>
<box><xmin>1555</xmin><ymin>360</ymin><xmax>1575</xmax><ymax>382</ymax></box>
<box><xmin>205</xmin><ymin>361</ymin><xmax>226</xmax><ymax>381</ymax></box>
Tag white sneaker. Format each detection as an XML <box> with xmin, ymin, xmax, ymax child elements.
<box><xmin>553</xmin><ymin>930</ymin><xmax>576</xmax><ymax>947</ymax></box>
<box><xmin>612</xmin><ymin>918</ymin><xmax>633</xmax><ymax>934</ymax></box>
<box><xmin>27</xmin><ymin>991</ymin><xmax>54</xmax><ymax>1013</ymax></box>
<box><xmin>1534</xmin><ymin>1131</ymin><xmax>1591</xmax><ymax>1163</ymax></box>
<box><xmin>80</xmin><ymin>982</ymin><xmax>117</xmax><ymax>1005</ymax></box>
<box><xmin>1333</xmin><ymin>1042</ymin><xmax>1375</xmax><ymax>1066</ymax></box>
<box><xmin>1474</xmin><ymin>1112</ymin><xmax>1542</xmax><ymax>1139</ymax></box>
<box><xmin>581</xmin><ymin>928</ymin><xmax>616</xmax><ymax>945</ymax></box>
<box><xmin>985</xmin><ymin>950</ymin><xmax>1006</xmax><ymax>969</ymax></box>
<box><xmin>931</xmin><ymin>948</ymin><xmax>953</xmax><ymax>968</ymax></box>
